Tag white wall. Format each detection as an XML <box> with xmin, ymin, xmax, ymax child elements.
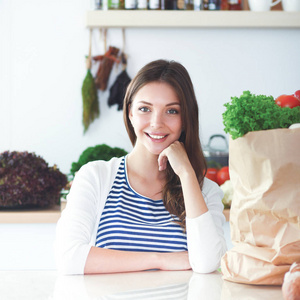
<box><xmin>1</xmin><ymin>0</ymin><xmax>300</xmax><ymax>175</ymax></box>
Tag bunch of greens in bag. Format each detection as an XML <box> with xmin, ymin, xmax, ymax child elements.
<box><xmin>223</xmin><ymin>91</ymin><xmax>300</xmax><ymax>140</ymax></box>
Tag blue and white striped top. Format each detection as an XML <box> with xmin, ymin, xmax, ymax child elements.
<box><xmin>95</xmin><ymin>157</ymin><xmax>188</xmax><ymax>252</ymax></box>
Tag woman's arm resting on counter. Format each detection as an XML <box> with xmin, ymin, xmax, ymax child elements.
<box><xmin>84</xmin><ymin>247</ymin><xmax>191</xmax><ymax>274</ymax></box>
<box><xmin>186</xmin><ymin>179</ymin><xmax>227</xmax><ymax>273</ymax></box>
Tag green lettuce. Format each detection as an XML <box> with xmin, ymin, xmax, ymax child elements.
<box><xmin>223</xmin><ymin>91</ymin><xmax>300</xmax><ymax>140</ymax></box>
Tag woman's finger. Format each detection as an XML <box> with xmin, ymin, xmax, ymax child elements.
<box><xmin>158</xmin><ymin>149</ymin><xmax>169</xmax><ymax>171</ymax></box>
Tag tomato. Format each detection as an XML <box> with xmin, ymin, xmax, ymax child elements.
<box><xmin>205</xmin><ymin>168</ymin><xmax>218</xmax><ymax>183</ymax></box>
<box><xmin>275</xmin><ymin>94</ymin><xmax>300</xmax><ymax>109</ymax></box>
<box><xmin>206</xmin><ymin>166</ymin><xmax>230</xmax><ymax>185</ymax></box>
<box><xmin>216</xmin><ymin>166</ymin><xmax>230</xmax><ymax>186</ymax></box>
<box><xmin>294</xmin><ymin>90</ymin><xmax>300</xmax><ymax>101</ymax></box>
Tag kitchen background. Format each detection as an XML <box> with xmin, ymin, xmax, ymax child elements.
<box><xmin>1</xmin><ymin>0</ymin><xmax>300</xmax><ymax>175</ymax></box>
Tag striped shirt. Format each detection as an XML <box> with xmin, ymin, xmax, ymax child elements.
<box><xmin>95</xmin><ymin>157</ymin><xmax>187</xmax><ymax>252</ymax></box>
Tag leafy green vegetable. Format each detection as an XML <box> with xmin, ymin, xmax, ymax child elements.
<box><xmin>0</xmin><ymin>151</ymin><xmax>67</xmax><ymax>209</ymax></box>
<box><xmin>70</xmin><ymin>144</ymin><xmax>128</xmax><ymax>176</ymax></box>
<box><xmin>223</xmin><ymin>91</ymin><xmax>300</xmax><ymax>139</ymax></box>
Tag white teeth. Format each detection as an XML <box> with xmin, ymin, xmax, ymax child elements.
<box><xmin>148</xmin><ymin>134</ymin><xmax>166</xmax><ymax>139</ymax></box>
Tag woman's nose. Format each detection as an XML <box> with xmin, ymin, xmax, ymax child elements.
<box><xmin>150</xmin><ymin>111</ymin><xmax>163</xmax><ymax>128</ymax></box>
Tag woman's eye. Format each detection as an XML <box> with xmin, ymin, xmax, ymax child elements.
<box><xmin>167</xmin><ymin>109</ymin><xmax>179</xmax><ymax>114</ymax></box>
<box><xmin>139</xmin><ymin>107</ymin><xmax>150</xmax><ymax>112</ymax></box>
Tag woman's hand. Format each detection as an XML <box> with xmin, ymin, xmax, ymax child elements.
<box><xmin>158</xmin><ymin>141</ymin><xmax>193</xmax><ymax>178</ymax></box>
<box><xmin>158</xmin><ymin>141</ymin><xmax>208</xmax><ymax>219</ymax></box>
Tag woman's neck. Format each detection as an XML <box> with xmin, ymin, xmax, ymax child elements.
<box><xmin>127</xmin><ymin>147</ymin><xmax>165</xmax><ymax>181</ymax></box>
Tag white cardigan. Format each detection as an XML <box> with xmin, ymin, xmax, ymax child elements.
<box><xmin>54</xmin><ymin>157</ymin><xmax>227</xmax><ymax>275</ymax></box>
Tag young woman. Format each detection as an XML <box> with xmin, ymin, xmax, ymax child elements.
<box><xmin>55</xmin><ymin>59</ymin><xmax>227</xmax><ymax>275</ymax></box>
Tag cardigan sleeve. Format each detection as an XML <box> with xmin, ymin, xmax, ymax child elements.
<box><xmin>54</xmin><ymin>158</ymin><xmax>121</xmax><ymax>275</ymax></box>
<box><xmin>186</xmin><ymin>178</ymin><xmax>227</xmax><ymax>274</ymax></box>
<box><xmin>54</xmin><ymin>163</ymin><xmax>100</xmax><ymax>275</ymax></box>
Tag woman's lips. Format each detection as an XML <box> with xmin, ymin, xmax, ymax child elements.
<box><xmin>146</xmin><ymin>133</ymin><xmax>168</xmax><ymax>142</ymax></box>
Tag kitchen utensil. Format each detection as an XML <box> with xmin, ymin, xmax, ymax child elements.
<box><xmin>203</xmin><ymin>134</ymin><xmax>229</xmax><ymax>167</ymax></box>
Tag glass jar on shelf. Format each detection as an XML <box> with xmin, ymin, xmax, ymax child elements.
<box><xmin>203</xmin><ymin>0</ymin><xmax>220</xmax><ymax>10</ymax></box>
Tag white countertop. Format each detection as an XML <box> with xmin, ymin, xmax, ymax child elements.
<box><xmin>0</xmin><ymin>269</ymin><xmax>284</xmax><ymax>300</ymax></box>
<box><xmin>0</xmin><ymin>222</ymin><xmax>233</xmax><ymax>270</ymax></box>
<box><xmin>0</xmin><ymin>222</ymin><xmax>284</xmax><ymax>299</ymax></box>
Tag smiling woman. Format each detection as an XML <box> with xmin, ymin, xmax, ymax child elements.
<box><xmin>55</xmin><ymin>59</ymin><xmax>227</xmax><ymax>275</ymax></box>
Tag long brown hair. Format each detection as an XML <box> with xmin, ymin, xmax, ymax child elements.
<box><xmin>123</xmin><ymin>59</ymin><xmax>207</xmax><ymax>228</ymax></box>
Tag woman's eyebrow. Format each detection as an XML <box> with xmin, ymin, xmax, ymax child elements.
<box><xmin>136</xmin><ymin>101</ymin><xmax>180</xmax><ymax>106</ymax></box>
<box><xmin>137</xmin><ymin>101</ymin><xmax>152</xmax><ymax>106</ymax></box>
<box><xmin>166</xmin><ymin>102</ymin><xmax>181</xmax><ymax>107</ymax></box>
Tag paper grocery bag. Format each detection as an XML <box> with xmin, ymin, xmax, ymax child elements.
<box><xmin>221</xmin><ymin>127</ymin><xmax>300</xmax><ymax>285</ymax></box>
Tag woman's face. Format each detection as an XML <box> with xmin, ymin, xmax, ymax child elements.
<box><xmin>129</xmin><ymin>81</ymin><xmax>182</xmax><ymax>156</ymax></box>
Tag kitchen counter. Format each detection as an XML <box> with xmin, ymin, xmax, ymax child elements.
<box><xmin>0</xmin><ymin>222</ymin><xmax>233</xmax><ymax>271</ymax></box>
<box><xmin>0</xmin><ymin>201</ymin><xmax>67</xmax><ymax>223</ymax></box>
<box><xmin>0</xmin><ymin>205</ymin><xmax>230</xmax><ymax>223</ymax></box>
<box><xmin>0</xmin><ymin>269</ymin><xmax>283</xmax><ymax>300</ymax></box>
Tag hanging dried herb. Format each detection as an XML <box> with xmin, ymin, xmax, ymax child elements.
<box><xmin>81</xmin><ymin>29</ymin><xmax>99</xmax><ymax>133</ymax></box>
<box><xmin>93</xmin><ymin>46</ymin><xmax>120</xmax><ymax>91</ymax></box>
<box><xmin>82</xmin><ymin>68</ymin><xmax>99</xmax><ymax>133</ymax></box>
<box><xmin>108</xmin><ymin>53</ymin><xmax>131</xmax><ymax>111</ymax></box>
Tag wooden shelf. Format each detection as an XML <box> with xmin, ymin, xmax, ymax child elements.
<box><xmin>0</xmin><ymin>202</ymin><xmax>66</xmax><ymax>224</ymax></box>
<box><xmin>86</xmin><ymin>10</ymin><xmax>300</xmax><ymax>28</ymax></box>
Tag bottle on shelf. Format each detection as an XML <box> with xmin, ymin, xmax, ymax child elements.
<box><xmin>220</xmin><ymin>0</ymin><xmax>228</xmax><ymax>9</ymax></box>
<box><xmin>148</xmin><ymin>0</ymin><xmax>161</xmax><ymax>9</ymax></box>
<box><xmin>162</xmin><ymin>0</ymin><xmax>177</xmax><ymax>9</ymax></box>
<box><xmin>137</xmin><ymin>0</ymin><xmax>148</xmax><ymax>9</ymax></box>
<box><xmin>125</xmin><ymin>0</ymin><xmax>137</xmax><ymax>9</ymax></box>
<box><xmin>95</xmin><ymin>0</ymin><xmax>103</xmax><ymax>9</ymax></box>
<box><xmin>227</xmin><ymin>0</ymin><xmax>242</xmax><ymax>10</ymax></box>
<box><xmin>176</xmin><ymin>0</ymin><xmax>185</xmax><ymax>9</ymax></box>
<box><xmin>193</xmin><ymin>0</ymin><xmax>202</xmax><ymax>10</ymax></box>
<box><xmin>108</xmin><ymin>0</ymin><xmax>123</xmax><ymax>9</ymax></box>
<box><xmin>203</xmin><ymin>0</ymin><xmax>220</xmax><ymax>10</ymax></box>
<box><xmin>185</xmin><ymin>0</ymin><xmax>194</xmax><ymax>10</ymax></box>
<box><xmin>95</xmin><ymin>0</ymin><xmax>110</xmax><ymax>9</ymax></box>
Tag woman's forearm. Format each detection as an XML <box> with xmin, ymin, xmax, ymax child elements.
<box><xmin>84</xmin><ymin>247</ymin><xmax>158</xmax><ymax>274</ymax></box>
<box><xmin>179</xmin><ymin>170</ymin><xmax>208</xmax><ymax>219</ymax></box>
<box><xmin>84</xmin><ymin>247</ymin><xmax>191</xmax><ymax>274</ymax></box>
